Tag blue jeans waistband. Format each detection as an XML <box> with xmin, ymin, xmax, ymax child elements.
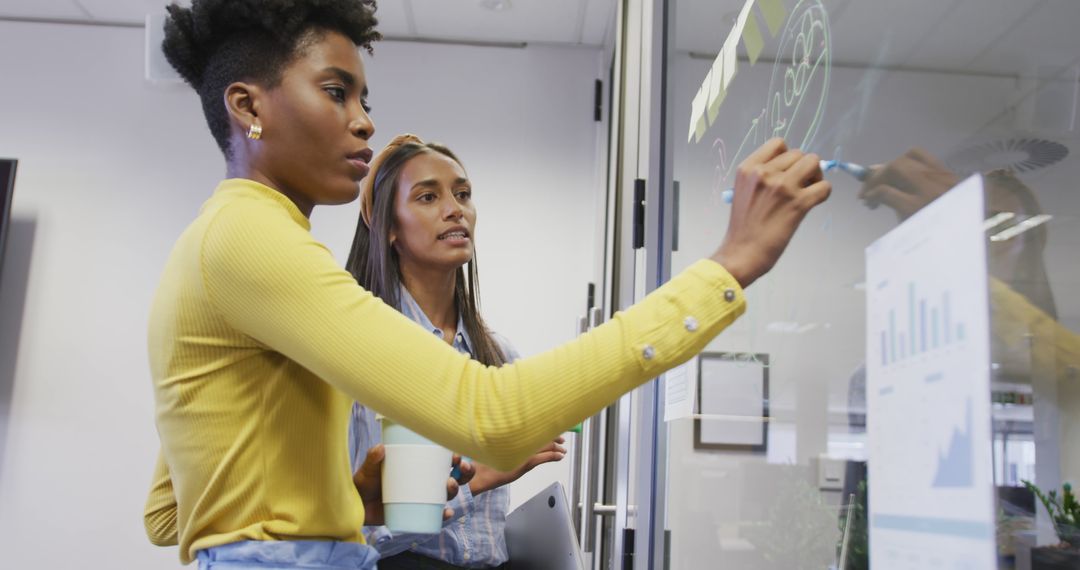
<box><xmin>196</xmin><ymin>540</ymin><xmax>380</xmax><ymax>569</ymax></box>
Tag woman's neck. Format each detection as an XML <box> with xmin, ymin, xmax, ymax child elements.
<box><xmin>226</xmin><ymin>160</ymin><xmax>314</xmax><ymax>217</ymax></box>
<box><xmin>399</xmin><ymin>262</ymin><xmax>459</xmax><ymax>343</ymax></box>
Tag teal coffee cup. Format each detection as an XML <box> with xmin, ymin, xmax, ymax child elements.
<box><xmin>379</xmin><ymin>416</ymin><xmax>452</xmax><ymax>534</ymax></box>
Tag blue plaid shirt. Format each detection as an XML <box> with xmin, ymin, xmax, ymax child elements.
<box><xmin>349</xmin><ymin>286</ymin><xmax>519</xmax><ymax>568</ymax></box>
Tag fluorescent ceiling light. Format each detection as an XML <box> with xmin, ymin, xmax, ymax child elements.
<box><xmin>982</xmin><ymin>211</ymin><xmax>1015</xmax><ymax>232</ymax></box>
<box><xmin>766</xmin><ymin>321</ymin><xmax>821</xmax><ymax>334</ymax></box>
<box><xmin>766</xmin><ymin>321</ymin><xmax>800</xmax><ymax>334</ymax></box>
<box><xmin>989</xmin><ymin>215</ymin><xmax>1052</xmax><ymax>242</ymax></box>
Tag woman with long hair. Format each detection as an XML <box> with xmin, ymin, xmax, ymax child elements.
<box><xmin>143</xmin><ymin>1</ymin><xmax>830</xmax><ymax>568</ymax></box>
<box><xmin>345</xmin><ymin>135</ymin><xmax>565</xmax><ymax>569</ymax></box>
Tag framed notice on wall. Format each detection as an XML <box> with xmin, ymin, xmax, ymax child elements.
<box><xmin>694</xmin><ymin>352</ymin><xmax>769</xmax><ymax>452</ymax></box>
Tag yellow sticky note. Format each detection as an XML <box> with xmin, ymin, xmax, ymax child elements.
<box><xmin>689</xmin><ymin>83</ymin><xmax>709</xmax><ymax>143</ymax></box>
<box><xmin>757</xmin><ymin>0</ymin><xmax>786</xmax><ymax>37</ymax></box>
<box><xmin>707</xmin><ymin>40</ymin><xmax>739</xmax><ymax>128</ymax></box>
<box><xmin>722</xmin><ymin>35</ymin><xmax>738</xmax><ymax>89</ymax></box>
<box><xmin>706</xmin><ymin>55</ymin><xmax>726</xmax><ymax>125</ymax></box>
<box><xmin>742</xmin><ymin>12</ymin><xmax>765</xmax><ymax>65</ymax></box>
<box><xmin>734</xmin><ymin>0</ymin><xmax>754</xmax><ymax>35</ymax></box>
<box><xmin>695</xmin><ymin>112</ymin><xmax>708</xmax><ymax>143</ymax></box>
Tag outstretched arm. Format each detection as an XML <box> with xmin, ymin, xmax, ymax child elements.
<box><xmin>200</xmin><ymin>139</ymin><xmax>827</xmax><ymax>471</ymax></box>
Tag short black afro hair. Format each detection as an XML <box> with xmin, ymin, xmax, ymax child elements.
<box><xmin>162</xmin><ymin>0</ymin><xmax>381</xmax><ymax>158</ymax></box>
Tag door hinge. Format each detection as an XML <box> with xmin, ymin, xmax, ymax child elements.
<box><xmin>594</xmin><ymin>79</ymin><xmax>603</xmax><ymax>122</ymax></box>
<box><xmin>622</xmin><ymin>528</ymin><xmax>635</xmax><ymax>570</ymax></box>
<box><xmin>672</xmin><ymin>180</ymin><xmax>680</xmax><ymax>252</ymax></box>
<box><xmin>632</xmin><ymin>179</ymin><xmax>645</xmax><ymax>249</ymax></box>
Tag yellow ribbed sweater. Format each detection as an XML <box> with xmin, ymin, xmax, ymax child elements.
<box><xmin>144</xmin><ymin>179</ymin><xmax>745</xmax><ymax>563</ymax></box>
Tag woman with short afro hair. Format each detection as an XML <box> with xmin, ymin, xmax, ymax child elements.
<box><xmin>143</xmin><ymin>0</ymin><xmax>831</xmax><ymax>568</ymax></box>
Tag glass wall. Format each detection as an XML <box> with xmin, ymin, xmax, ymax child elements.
<box><xmin>653</xmin><ymin>1</ymin><xmax>1080</xmax><ymax>568</ymax></box>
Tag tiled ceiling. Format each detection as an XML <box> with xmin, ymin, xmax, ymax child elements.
<box><xmin>3</xmin><ymin>0</ymin><xmax>1079</xmax><ymax>76</ymax></box>
<box><xmin>0</xmin><ymin>0</ymin><xmax>618</xmax><ymax>46</ymax></box>
<box><xmin>675</xmin><ymin>0</ymin><xmax>1080</xmax><ymax>77</ymax></box>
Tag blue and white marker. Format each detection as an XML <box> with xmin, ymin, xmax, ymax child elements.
<box><xmin>720</xmin><ymin>159</ymin><xmax>871</xmax><ymax>204</ymax></box>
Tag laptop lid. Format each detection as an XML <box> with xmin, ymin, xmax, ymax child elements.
<box><xmin>505</xmin><ymin>481</ymin><xmax>586</xmax><ymax>570</ymax></box>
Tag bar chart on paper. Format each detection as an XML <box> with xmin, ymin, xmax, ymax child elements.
<box><xmin>877</xmin><ymin>283</ymin><xmax>967</xmax><ymax>366</ymax></box>
<box><xmin>865</xmin><ymin>175</ymin><xmax>995</xmax><ymax>570</ymax></box>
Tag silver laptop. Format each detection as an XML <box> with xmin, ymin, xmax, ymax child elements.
<box><xmin>505</xmin><ymin>481</ymin><xmax>586</xmax><ymax>570</ymax></box>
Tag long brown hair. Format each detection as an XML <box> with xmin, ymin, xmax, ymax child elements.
<box><xmin>345</xmin><ymin>141</ymin><xmax>507</xmax><ymax>366</ymax></box>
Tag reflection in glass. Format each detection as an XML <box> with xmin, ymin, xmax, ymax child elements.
<box><xmin>661</xmin><ymin>0</ymin><xmax>1080</xmax><ymax>568</ymax></box>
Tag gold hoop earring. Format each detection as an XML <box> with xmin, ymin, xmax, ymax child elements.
<box><xmin>247</xmin><ymin>124</ymin><xmax>263</xmax><ymax>140</ymax></box>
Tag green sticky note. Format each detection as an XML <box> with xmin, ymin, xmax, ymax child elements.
<box><xmin>758</xmin><ymin>0</ymin><xmax>787</xmax><ymax>37</ymax></box>
<box><xmin>569</xmin><ymin>423</ymin><xmax>582</xmax><ymax>434</ymax></box>
<box><xmin>742</xmin><ymin>12</ymin><xmax>765</xmax><ymax>65</ymax></box>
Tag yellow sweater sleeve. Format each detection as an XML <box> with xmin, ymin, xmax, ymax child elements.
<box><xmin>143</xmin><ymin>451</ymin><xmax>179</xmax><ymax>547</ymax></box>
<box><xmin>200</xmin><ymin>197</ymin><xmax>745</xmax><ymax>471</ymax></box>
<box><xmin>990</xmin><ymin>277</ymin><xmax>1080</xmax><ymax>380</ymax></box>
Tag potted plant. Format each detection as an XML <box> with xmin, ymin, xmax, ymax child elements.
<box><xmin>836</xmin><ymin>479</ymin><xmax>868</xmax><ymax>570</ymax></box>
<box><xmin>1021</xmin><ymin>480</ymin><xmax>1080</xmax><ymax>569</ymax></box>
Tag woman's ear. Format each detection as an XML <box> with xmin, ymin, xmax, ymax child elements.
<box><xmin>224</xmin><ymin>82</ymin><xmax>264</xmax><ymax>137</ymax></box>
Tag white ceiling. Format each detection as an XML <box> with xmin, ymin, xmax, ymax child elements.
<box><xmin>676</xmin><ymin>0</ymin><xmax>1080</xmax><ymax>77</ymax></box>
<box><xmin>3</xmin><ymin>0</ymin><xmax>1079</xmax><ymax>76</ymax></box>
<box><xmin>0</xmin><ymin>0</ymin><xmax>618</xmax><ymax>46</ymax></box>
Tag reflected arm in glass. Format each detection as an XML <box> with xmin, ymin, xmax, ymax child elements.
<box><xmin>990</xmin><ymin>278</ymin><xmax>1080</xmax><ymax>383</ymax></box>
<box><xmin>858</xmin><ymin>149</ymin><xmax>1079</xmax><ymax>378</ymax></box>
<box><xmin>857</xmin><ymin>147</ymin><xmax>959</xmax><ymax>220</ymax></box>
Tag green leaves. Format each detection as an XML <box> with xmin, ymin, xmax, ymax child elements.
<box><xmin>1023</xmin><ymin>479</ymin><xmax>1080</xmax><ymax>548</ymax></box>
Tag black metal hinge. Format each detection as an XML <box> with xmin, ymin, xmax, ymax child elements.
<box><xmin>633</xmin><ymin>179</ymin><xmax>646</xmax><ymax>249</ymax></box>
<box><xmin>622</xmin><ymin>528</ymin><xmax>635</xmax><ymax>570</ymax></box>
<box><xmin>594</xmin><ymin>79</ymin><xmax>603</xmax><ymax>122</ymax></box>
<box><xmin>672</xmin><ymin>181</ymin><xmax>680</xmax><ymax>252</ymax></box>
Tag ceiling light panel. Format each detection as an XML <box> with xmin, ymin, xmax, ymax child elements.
<box><xmin>982</xmin><ymin>211</ymin><xmax>1016</xmax><ymax>232</ymax></box>
<box><xmin>410</xmin><ymin>0</ymin><xmax>585</xmax><ymax>44</ymax></box>
<box><xmin>989</xmin><ymin>214</ymin><xmax>1052</xmax><ymax>242</ymax></box>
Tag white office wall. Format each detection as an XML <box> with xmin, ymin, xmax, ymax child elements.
<box><xmin>0</xmin><ymin>21</ymin><xmax>602</xmax><ymax>568</ymax></box>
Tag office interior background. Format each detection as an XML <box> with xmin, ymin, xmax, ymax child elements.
<box><xmin>0</xmin><ymin>0</ymin><xmax>1078</xmax><ymax>568</ymax></box>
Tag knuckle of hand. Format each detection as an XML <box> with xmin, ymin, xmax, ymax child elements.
<box><xmin>764</xmin><ymin>171</ymin><xmax>787</xmax><ymax>191</ymax></box>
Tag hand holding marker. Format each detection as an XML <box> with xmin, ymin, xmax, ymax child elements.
<box><xmin>721</xmin><ymin>160</ymin><xmax>870</xmax><ymax>203</ymax></box>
